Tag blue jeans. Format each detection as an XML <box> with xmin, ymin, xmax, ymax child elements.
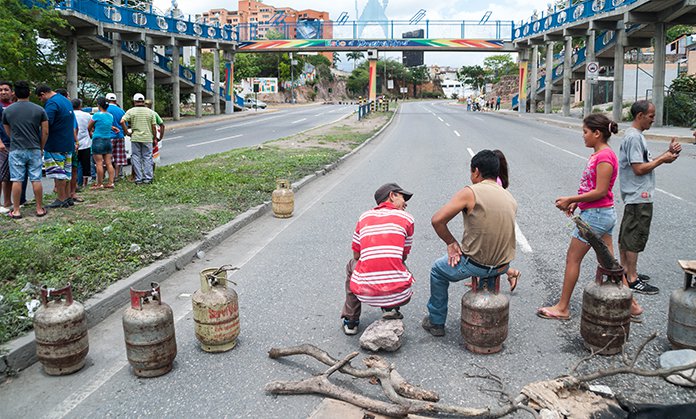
<box><xmin>572</xmin><ymin>207</ymin><xmax>616</xmax><ymax>244</ymax></box>
<box><xmin>426</xmin><ymin>255</ymin><xmax>509</xmax><ymax>326</ymax></box>
<box><xmin>131</xmin><ymin>142</ymin><xmax>153</xmax><ymax>183</ymax></box>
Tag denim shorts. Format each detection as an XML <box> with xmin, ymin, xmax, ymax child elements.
<box><xmin>9</xmin><ymin>149</ymin><xmax>43</xmax><ymax>182</ymax></box>
<box><xmin>572</xmin><ymin>207</ymin><xmax>617</xmax><ymax>244</ymax></box>
<box><xmin>91</xmin><ymin>137</ymin><xmax>113</xmax><ymax>155</ymax></box>
<box><xmin>43</xmin><ymin>151</ymin><xmax>72</xmax><ymax>180</ymax></box>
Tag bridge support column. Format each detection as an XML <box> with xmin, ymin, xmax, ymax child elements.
<box><xmin>544</xmin><ymin>42</ymin><xmax>554</xmax><ymax>114</ymax></box>
<box><xmin>213</xmin><ymin>46</ymin><xmax>220</xmax><ymax>115</ymax></box>
<box><xmin>612</xmin><ymin>22</ymin><xmax>626</xmax><ymax>122</ymax></box>
<box><xmin>518</xmin><ymin>48</ymin><xmax>528</xmax><ymax>114</ymax></box>
<box><xmin>530</xmin><ymin>45</ymin><xmax>539</xmax><ymax>113</ymax></box>
<box><xmin>66</xmin><ymin>36</ymin><xmax>78</xmax><ymax>99</ymax></box>
<box><xmin>171</xmin><ymin>39</ymin><xmax>181</xmax><ymax>121</ymax></box>
<box><xmin>584</xmin><ymin>30</ymin><xmax>596</xmax><ymax>118</ymax></box>
<box><xmin>368</xmin><ymin>52</ymin><xmax>378</xmax><ymax>103</ymax></box>
<box><xmin>652</xmin><ymin>22</ymin><xmax>666</xmax><ymax>127</ymax></box>
<box><xmin>562</xmin><ymin>36</ymin><xmax>572</xmax><ymax>117</ymax></box>
<box><xmin>224</xmin><ymin>51</ymin><xmax>235</xmax><ymax>115</ymax></box>
<box><xmin>145</xmin><ymin>36</ymin><xmax>155</xmax><ymax>110</ymax></box>
<box><xmin>195</xmin><ymin>41</ymin><xmax>202</xmax><ymax>118</ymax></box>
<box><xmin>111</xmin><ymin>33</ymin><xmax>123</xmax><ymax>106</ymax></box>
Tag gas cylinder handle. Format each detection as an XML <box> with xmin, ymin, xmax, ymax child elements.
<box><xmin>40</xmin><ymin>283</ymin><xmax>73</xmax><ymax>306</ymax></box>
<box><xmin>129</xmin><ymin>282</ymin><xmax>161</xmax><ymax>310</ymax></box>
<box><xmin>205</xmin><ymin>265</ymin><xmax>239</xmax><ymax>288</ymax></box>
<box><xmin>595</xmin><ymin>266</ymin><xmax>625</xmax><ymax>286</ymax></box>
<box><xmin>685</xmin><ymin>271</ymin><xmax>694</xmax><ymax>291</ymax></box>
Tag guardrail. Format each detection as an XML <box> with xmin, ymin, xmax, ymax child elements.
<box><xmin>513</xmin><ymin>0</ymin><xmax>640</xmax><ymax>40</ymax></box>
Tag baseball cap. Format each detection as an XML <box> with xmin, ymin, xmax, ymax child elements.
<box><xmin>374</xmin><ymin>183</ymin><xmax>413</xmax><ymax>204</ymax></box>
<box><xmin>133</xmin><ymin>93</ymin><xmax>145</xmax><ymax>102</ymax></box>
<box><xmin>105</xmin><ymin>93</ymin><xmax>117</xmax><ymax>101</ymax></box>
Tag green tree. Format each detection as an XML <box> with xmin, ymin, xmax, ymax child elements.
<box><xmin>407</xmin><ymin>65</ymin><xmax>429</xmax><ymax>97</ymax></box>
<box><xmin>347</xmin><ymin>62</ymin><xmax>369</xmax><ymax>96</ymax></box>
<box><xmin>457</xmin><ymin>65</ymin><xmax>489</xmax><ymax>91</ymax></box>
<box><xmin>0</xmin><ymin>0</ymin><xmax>66</xmax><ymax>83</ymax></box>
<box><xmin>264</xmin><ymin>29</ymin><xmax>285</xmax><ymax>40</ymax></box>
<box><xmin>332</xmin><ymin>52</ymin><xmax>341</xmax><ymax>67</ymax></box>
<box><xmin>346</xmin><ymin>51</ymin><xmax>364</xmax><ymax>70</ymax></box>
<box><xmin>666</xmin><ymin>25</ymin><xmax>694</xmax><ymax>43</ymax></box>
<box><xmin>483</xmin><ymin>54</ymin><xmax>517</xmax><ymax>84</ymax></box>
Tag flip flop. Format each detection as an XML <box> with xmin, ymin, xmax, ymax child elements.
<box><xmin>536</xmin><ymin>307</ymin><xmax>571</xmax><ymax>321</ymax></box>
<box><xmin>35</xmin><ymin>207</ymin><xmax>47</xmax><ymax>217</ymax></box>
<box><xmin>508</xmin><ymin>270</ymin><xmax>521</xmax><ymax>292</ymax></box>
<box><xmin>90</xmin><ymin>184</ymin><xmax>104</xmax><ymax>190</ymax></box>
<box><xmin>7</xmin><ymin>212</ymin><xmax>22</xmax><ymax>219</ymax></box>
<box><xmin>71</xmin><ymin>196</ymin><xmax>85</xmax><ymax>202</ymax></box>
<box><xmin>630</xmin><ymin>314</ymin><xmax>643</xmax><ymax>323</ymax></box>
<box><xmin>104</xmin><ymin>184</ymin><xmax>115</xmax><ymax>189</ymax></box>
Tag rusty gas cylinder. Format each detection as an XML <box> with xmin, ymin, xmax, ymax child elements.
<box><xmin>581</xmin><ymin>266</ymin><xmax>632</xmax><ymax>355</ymax></box>
<box><xmin>122</xmin><ymin>282</ymin><xmax>177</xmax><ymax>377</ymax></box>
<box><xmin>192</xmin><ymin>266</ymin><xmax>240</xmax><ymax>352</ymax></box>
<box><xmin>271</xmin><ymin>179</ymin><xmax>294</xmax><ymax>218</ymax></box>
<box><xmin>461</xmin><ymin>276</ymin><xmax>509</xmax><ymax>354</ymax></box>
<box><xmin>33</xmin><ymin>284</ymin><xmax>89</xmax><ymax>375</ymax></box>
<box><xmin>668</xmin><ymin>260</ymin><xmax>696</xmax><ymax>350</ymax></box>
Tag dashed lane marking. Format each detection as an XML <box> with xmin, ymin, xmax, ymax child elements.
<box><xmin>187</xmin><ymin>134</ymin><xmax>242</xmax><ymax>147</ymax></box>
<box><xmin>454</xmin><ymin>130</ymin><xmax>461</xmax><ymax>137</ymax></box>
<box><xmin>291</xmin><ymin>118</ymin><xmax>307</xmax><ymax>124</ymax></box>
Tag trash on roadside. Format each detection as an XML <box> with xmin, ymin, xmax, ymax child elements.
<box><xmin>129</xmin><ymin>244</ymin><xmax>141</xmax><ymax>253</ymax></box>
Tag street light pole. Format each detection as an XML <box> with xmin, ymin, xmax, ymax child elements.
<box><xmin>290</xmin><ymin>52</ymin><xmax>295</xmax><ymax>104</ymax></box>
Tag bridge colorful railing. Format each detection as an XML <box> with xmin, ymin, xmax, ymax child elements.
<box><xmin>513</xmin><ymin>0</ymin><xmax>640</xmax><ymax>40</ymax></box>
<box><xmin>236</xmin><ymin>39</ymin><xmax>508</xmax><ymax>52</ymax></box>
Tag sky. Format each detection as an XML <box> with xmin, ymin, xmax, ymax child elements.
<box><xmin>153</xmin><ymin>0</ymin><xmax>553</xmax><ymax>69</ymax></box>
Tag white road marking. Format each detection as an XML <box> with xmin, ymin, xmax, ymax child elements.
<box><xmin>473</xmin><ymin>116</ymin><xmax>484</xmax><ymax>122</ymax></box>
<box><xmin>291</xmin><ymin>118</ymin><xmax>307</xmax><ymax>124</ymax></box>
<box><xmin>438</xmin><ymin>117</ymin><xmax>444</xmax><ymax>122</ymax></box>
<box><xmin>445</xmin><ymin>123</ymin><xmax>451</xmax><ymax>127</ymax></box>
<box><xmin>532</xmin><ymin>137</ymin><xmax>585</xmax><ymax>160</ymax></box>
<box><xmin>465</xmin><ymin>147</ymin><xmax>533</xmax><ymax>253</ymax></box>
<box><xmin>165</xmin><ymin>135</ymin><xmax>182</xmax><ymax>141</ymax></box>
<box><xmin>187</xmin><ymin>134</ymin><xmax>242</xmax><ymax>147</ymax></box>
<box><xmin>454</xmin><ymin>130</ymin><xmax>461</xmax><ymax>137</ymax></box>
<box><xmin>314</xmin><ymin>112</ymin><xmax>326</xmax><ymax>116</ymax></box>
<box><xmin>656</xmin><ymin>188</ymin><xmax>684</xmax><ymax>201</ymax></box>
<box><xmin>214</xmin><ymin>114</ymin><xmax>285</xmax><ymax>131</ymax></box>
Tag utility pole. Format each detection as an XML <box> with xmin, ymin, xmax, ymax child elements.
<box><xmin>290</xmin><ymin>52</ymin><xmax>296</xmax><ymax>104</ymax></box>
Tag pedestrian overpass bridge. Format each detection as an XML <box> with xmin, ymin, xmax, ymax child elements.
<box><xmin>24</xmin><ymin>0</ymin><xmax>696</xmax><ymax>125</ymax></box>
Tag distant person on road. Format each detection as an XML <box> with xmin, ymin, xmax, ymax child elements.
<box><xmin>496</xmin><ymin>95</ymin><xmax>501</xmax><ymax>111</ymax></box>
<box><xmin>106</xmin><ymin>93</ymin><xmax>127</xmax><ymax>180</ymax></box>
<box><xmin>618</xmin><ymin>100</ymin><xmax>681</xmax><ymax>296</ymax></box>
<box><xmin>2</xmin><ymin>81</ymin><xmax>48</xmax><ymax>218</ymax></box>
<box><xmin>341</xmin><ymin>183</ymin><xmax>415</xmax><ymax>336</ymax></box>
<box><xmin>72</xmin><ymin>98</ymin><xmax>92</xmax><ymax>190</ymax></box>
<box><xmin>88</xmin><ymin>97</ymin><xmax>117</xmax><ymax>189</ymax></box>
<box><xmin>120</xmin><ymin>93</ymin><xmax>156</xmax><ymax>184</ymax></box>
<box><xmin>36</xmin><ymin>84</ymin><xmax>76</xmax><ymax>209</ymax></box>
<box><xmin>422</xmin><ymin>150</ymin><xmax>517</xmax><ymax>337</ymax></box>
<box><xmin>537</xmin><ymin>114</ymin><xmax>643</xmax><ymax>321</ymax></box>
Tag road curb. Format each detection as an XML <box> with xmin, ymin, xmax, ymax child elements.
<box><xmin>0</xmin><ymin>106</ymin><xmax>397</xmax><ymax>378</ymax></box>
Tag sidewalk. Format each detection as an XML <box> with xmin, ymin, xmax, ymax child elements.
<box><xmin>496</xmin><ymin>109</ymin><xmax>695</xmax><ymax>142</ymax></box>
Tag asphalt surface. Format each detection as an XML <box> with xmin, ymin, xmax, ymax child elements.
<box><xmin>2</xmin><ymin>101</ymin><xmax>695</xmax><ymax>417</ymax></box>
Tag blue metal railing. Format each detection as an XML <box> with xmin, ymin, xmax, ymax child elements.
<box><xmin>513</xmin><ymin>0</ymin><xmax>640</xmax><ymax>40</ymax></box>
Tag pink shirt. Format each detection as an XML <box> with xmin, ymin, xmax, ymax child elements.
<box><xmin>577</xmin><ymin>147</ymin><xmax>618</xmax><ymax>210</ymax></box>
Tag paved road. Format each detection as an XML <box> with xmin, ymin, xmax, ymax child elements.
<box><xmin>2</xmin><ymin>101</ymin><xmax>695</xmax><ymax>417</ymax></box>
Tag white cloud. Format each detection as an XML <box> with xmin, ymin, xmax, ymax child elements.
<box><xmin>153</xmin><ymin>0</ymin><xmax>551</xmax><ymax>66</ymax></box>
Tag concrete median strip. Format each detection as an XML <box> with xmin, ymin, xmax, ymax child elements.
<box><xmin>0</xmin><ymin>106</ymin><xmax>398</xmax><ymax>378</ymax></box>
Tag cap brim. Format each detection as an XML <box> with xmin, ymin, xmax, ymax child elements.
<box><xmin>398</xmin><ymin>190</ymin><xmax>413</xmax><ymax>201</ymax></box>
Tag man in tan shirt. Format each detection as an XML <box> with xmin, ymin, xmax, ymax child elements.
<box><xmin>422</xmin><ymin>149</ymin><xmax>518</xmax><ymax>337</ymax></box>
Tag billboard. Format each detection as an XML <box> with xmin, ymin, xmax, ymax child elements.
<box><xmin>296</xmin><ymin>19</ymin><xmax>322</xmax><ymax>39</ymax></box>
<box><xmin>402</xmin><ymin>29</ymin><xmax>425</xmax><ymax>67</ymax></box>
<box><xmin>248</xmin><ymin>78</ymin><xmax>278</xmax><ymax>94</ymax></box>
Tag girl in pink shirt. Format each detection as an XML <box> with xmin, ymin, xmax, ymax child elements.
<box><xmin>538</xmin><ymin>114</ymin><xmax>643</xmax><ymax>321</ymax></box>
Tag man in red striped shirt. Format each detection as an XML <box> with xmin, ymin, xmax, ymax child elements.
<box><xmin>341</xmin><ymin>183</ymin><xmax>415</xmax><ymax>335</ymax></box>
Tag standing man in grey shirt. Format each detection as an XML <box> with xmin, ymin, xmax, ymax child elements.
<box><xmin>618</xmin><ymin>100</ymin><xmax>681</xmax><ymax>295</ymax></box>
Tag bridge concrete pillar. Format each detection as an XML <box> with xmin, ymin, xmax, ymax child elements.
<box><xmin>518</xmin><ymin>48</ymin><xmax>529</xmax><ymax>114</ymax></box>
<box><xmin>562</xmin><ymin>36</ymin><xmax>572</xmax><ymax>117</ymax></box>
<box><xmin>530</xmin><ymin>45</ymin><xmax>539</xmax><ymax>113</ymax></box>
<box><xmin>224</xmin><ymin>51</ymin><xmax>235</xmax><ymax>115</ymax></box>
<box><xmin>171</xmin><ymin>39</ymin><xmax>181</xmax><ymax>121</ymax></box>
<box><xmin>544</xmin><ymin>42</ymin><xmax>554</xmax><ymax>114</ymax></box>
<box><xmin>652</xmin><ymin>22</ymin><xmax>666</xmax><ymax>127</ymax></box>
<box><xmin>584</xmin><ymin>30</ymin><xmax>596</xmax><ymax>118</ymax></box>
<box><xmin>612</xmin><ymin>22</ymin><xmax>626</xmax><ymax>122</ymax></box>
<box><xmin>213</xmin><ymin>46</ymin><xmax>221</xmax><ymax>115</ymax></box>
<box><xmin>368</xmin><ymin>52</ymin><xmax>378</xmax><ymax>103</ymax></box>
<box><xmin>66</xmin><ymin>36</ymin><xmax>78</xmax><ymax>99</ymax></box>
<box><xmin>111</xmin><ymin>33</ymin><xmax>124</xmax><ymax>106</ymax></box>
<box><xmin>145</xmin><ymin>36</ymin><xmax>155</xmax><ymax>110</ymax></box>
<box><xmin>195</xmin><ymin>41</ymin><xmax>202</xmax><ymax>118</ymax></box>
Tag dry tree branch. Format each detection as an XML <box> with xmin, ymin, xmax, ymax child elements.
<box><xmin>571</xmin><ymin>334</ymin><xmax>620</xmax><ymax>373</ymax></box>
<box><xmin>323</xmin><ymin>352</ymin><xmax>358</xmax><ymax>377</ymax></box>
<box><xmin>629</xmin><ymin>332</ymin><xmax>657</xmax><ymax>368</ymax></box>
<box><xmin>574</xmin><ymin>360</ymin><xmax>696</xmax><ymax>383</ymax></box>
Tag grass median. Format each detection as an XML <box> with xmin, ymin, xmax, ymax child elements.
<box><xmin>0</xmin><ymin>110</ymin><xmax>393</xmax><ymax>345</ymax></box>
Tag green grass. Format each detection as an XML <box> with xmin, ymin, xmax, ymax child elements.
<box><xmin>0</xmin><ymin>115</ymin><xmax>389</xmax><ymax>344</ymax></box>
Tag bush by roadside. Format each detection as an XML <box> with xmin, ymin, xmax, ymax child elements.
<box><xmin>0</xmin><ymin>111</ymin><xmax>393</xmax><ymax>344</ymax></box>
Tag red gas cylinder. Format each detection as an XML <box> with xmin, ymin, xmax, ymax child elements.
<box><xmin>461</xmin><ymin>276</ymin><xmax>509</xmax><ymax>354</ymax></box>
<box><xmin>33</xmin><ymin>284</ymin><xmax>89</xmax><ymax>375</ymax></box>
<box><xmin>122</xmin><ymin>283</ymin><xmax>177</xmax><ymax>377</ymax></box>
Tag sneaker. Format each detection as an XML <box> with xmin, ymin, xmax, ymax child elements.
<box><xmin>637</xmin><ymin>273</ymin><xmax>650</xmax><ymax>282</ymax></box>
<box><xmin>0</xmin><ymin>206</ymin><xmax>10</xmax><ymax>214</ymax></box>
<box><xmin>381</xmin><ymin>307</ymin><xmax>404</xmax><ymax>320</ymax></box>
<box><xmin>66</xmin><ymin>198</ymin><xmax>74</xmax><ymax>206</ymax></box>
<box><xmin>46</xmin><ymin>199</ymin><xmax>68</xmax><ymax>209</ymax></box>
<box><xmin>342</xmin><ymin>319</ymin><xmax>359</xmax><ymax>336</ymax></box>
<box><xmin>629</xmin><ymin>278</ymin><xmax>659</xmax><ymax>295</ymax></box>
<box><xmin>421</xmin><ymin>316</ymin><xmax>445</xmax><ymax>337</ymax></box>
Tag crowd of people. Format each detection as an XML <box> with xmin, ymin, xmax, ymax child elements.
<box><xmin>341</xmin><ymin>100</ymin><xmax>681</xmax><ymax>336</ymax></box>
<box><xmin>465</xmin><ymin>95</ymin><xmax>501</xmax><ymax>112</ymax></box>
<box><xmin>0</xmin><ymin>80</ymin><xmax>165</xmax><ymax>219</ymax></box>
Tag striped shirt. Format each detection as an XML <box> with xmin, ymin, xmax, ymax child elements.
<box><xmin>350</xmin><ymin>202</ymin><xmax>415</xmax><ymax>307</ymax></box>
<box><xmin>121</xmin><ymin>106</ymin><xmax>156</xmax><ymax>143</ymax></box>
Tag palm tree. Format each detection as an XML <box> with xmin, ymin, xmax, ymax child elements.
<box><xmin>347</xmin><ymin>51</ymin><xmax>365</xmax><ymax>70</ymax></box>
<box><xmin>332</xmin><ymin>52</ymin><xmax>341</xmax><ymax>67</ymax></box>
